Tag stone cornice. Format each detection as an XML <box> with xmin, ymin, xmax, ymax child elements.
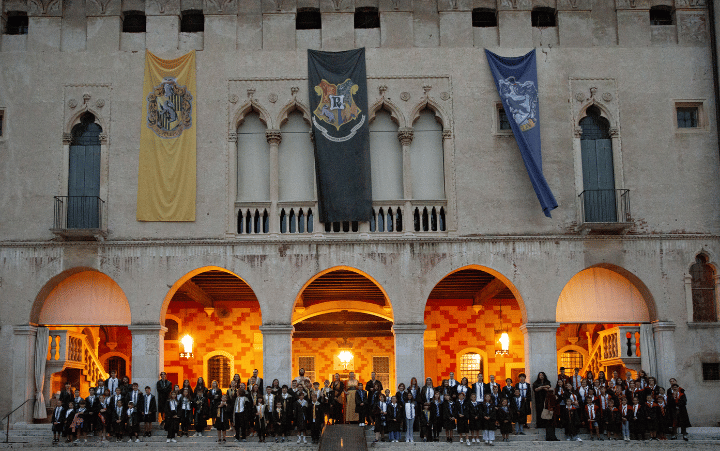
<box><xmin>1</xmin><ymin>233</ymin><xmax>718</xmax><ymax>249</ymax></box>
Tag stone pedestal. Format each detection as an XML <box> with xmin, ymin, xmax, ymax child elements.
<box><xmin>260</xmin><ymin>324</ymin><xmax>293</xmax><ymax>386</ymax></box>
<box><xmin>652</xmin><ymin>321</ymin><xmax>677</xmax><ymax>388</ymax></box>
<box><xmin>11</xmin><ymin>325</ymin><xmax>38</xmax><ymax>424</ymax></box>
<box><xmin>520</xmin><ymin>322</ymin><xmax>559</xmax><ymax>425</ymax></box>
<box><xmin>393</xmin><ymin>323</ymin><xmax>426</xmax><ymax>386</ymax></box>
<box><xmin>128</xmin><ymin>324</ymin><xmax>166</xmax><ymax>398</ymax></box>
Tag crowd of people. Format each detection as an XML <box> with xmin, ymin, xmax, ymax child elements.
<box><xmin>47</xmin><ymin>366</ymin><xmax>691</xmax><ymax>446</ymax></box>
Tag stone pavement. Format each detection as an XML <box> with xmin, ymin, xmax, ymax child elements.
<box><xmin>0</xmin><ymin>425</ymin><xmax>718</xmax><ymax>449</ymax></box>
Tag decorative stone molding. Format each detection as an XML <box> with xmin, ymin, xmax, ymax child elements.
<box><xmin>397</xmin><ymin>128</ymin><xmax>414</xmax><ymax>146</ymax></box>
<box><xmin>228</xmin><ymin>132</ymin><xmax>238</xmax><ymax>143</ymax></box>
<box><xmin>86</xmin><ymin>0</ymin><xmax>121</xmax><ymax>16</ymax></box>
<box><xmin>98</xmin><ymin>133</ymin><xmax>108</xmax><ymax>144</ymax></box>
<box><xmin>497</xmin><ymin>0</ymin><xmax>532</xmax><ymax>11</ymax></box>
<box><xmin>64</xmin><ymin>84</ymin><xmax>112</xmax><ymax>137</ymax></box>
<box><xmin>391</xmin><ymin>323</ymin><xmax>427</xmax><ymax>334</ymax></box>
<box><xmin>68</xmin><ymin>99</ymin><xmax>78</xmax><ymax>109</ymax></box>
<box><xmin>291</xmin><ymin>86</ymin><xmax>299</xmax><ymax>96</ymax></box>
<box><xmin>204</xmin><ymin>0</ymin><xmax>237</xmax><ymax>15</ymax></box>
<box><xmin>96</xmin><ymin>99</ymin><xmax>105</xmax><ymax>108</ymax></box>
<box><xmin>62</xmin><ymin>133</ymin><xmax>73</xmax><ymax>144</ymax></box>
<box><xmin>400</xmin><ymin>92</ymin><xmax>411</xmax><ymax>101</ymax></box>
<box><xmin>27</xmin><ymin>0</ymin><xmax>62</xmax><ymax>16</ymax></box>
<box><xmin>378</xmin><ymin>85</ymin><xmax>388</xmax><ymax>96</ymax></box>
<box><xmin>229</xmin><ymin>94</ymin><xmax>239</xmax><ymax>104</ymax></box>
<box><xmin>557</xmin><ymin>0</ymin><xmax>592</xmax><ymax>11</ymax></box>
<box><xmin>146</xmin><ymin>0</ymin><xmax>180</xmax><ymax>15</ymax></box>
<box><xmin>675</xmin><ymin>0</ymin><xmax>705</xmax><ymax>8</ymax></box>
<box><xmin>268</xmin><ymin>93</ymin><xmax>278</xmax><ymax>103</ymax></box>
<box><xmin>614</xmin><ymin>0</ymin><xmax>650</xmax><ymax>10</ymax></box>
<box><xmin>442</xmin><ymin>129</ymin><xmax>452</xmax><ymax>140</ymax></box>
<box><xmin>569</xmin><ymin>77</ymin><xmax>619</xmax><ymax>132</ymax></box>
<box><xmin>677</xmin><ymin>12</ymin><xmax>708</xmax><ymax>43</ymax></box>
<box><xmin>265</xmin><ymin>130</ymin><xmax>282</xmax><ymax>145</ymax></box>
<box><xmin>440</xmin><ymin>92</ymin><xmax>450</xmax><ymax>101</ymax></box>
<box><xmin>258</xmin><ymin>324</ymin><xmax>294</xmax><ymax>335</ymax></box>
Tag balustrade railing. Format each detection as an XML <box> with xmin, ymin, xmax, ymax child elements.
<box><xmin>582</xmin><ymin>325</ymin><xmax>642</xmax><ymax>376</ymax></box>
<box><xmin>235</xmin><ymin>200</ymin><xmax>448</xmax><ymax>236</ymax></box>
<box><xmin>47</xmin><ymin>330</ymin><xmax>107</xmax><ymax>386</ymax></box>
<box><xmin>52</xmin><ymin>196</ymin><xmax>107</xmax><ymax>239</ymax></box>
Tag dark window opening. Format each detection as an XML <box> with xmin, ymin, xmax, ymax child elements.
<box><xmin>0</xmin><ymin>110</ymin><xmax>4</xmax><ymax>137</ymax></box>
<box><xmin>5</xmin><ymin>11</ymin><xmax>28</xmax><ymax>35</ymax></box>
<box><xmin>107</xmin><ymin>356</ymin><xmax>127</xmax><ymax>380</ymax></box>
<box><xmin>181</xmin><ymin>10</ymin><xmax>204</xmax><ymax>33</ymax></box>
<box><xmin>472</xmin><ymin>8</ymin><xmax>497</xmax><ymax>28</ymax></box>
<box><xmin>297</xmin><ymin>7</ymin><xmax>321</xmax><ymax>30</ymax></box>
<box><xmin>532</xmin><ymin>7</ymin><xmax>556</xmax><ymax>28</ymax></box>
<box><xmin>164</xmin><ymin>319</ymin><xmax>179</xmax><ymax>340</ymax></box>
<box><xmin>498</xmin><ymin>107</ymin><xmax>511</xmax><ymax>130</ymax></box>
<box><xmin>691</xmin><ymin>254</ymin><xmax>717</xmax><ymax>322</ymax></box>
<box><xmin>208</xmin><ymin>355</ymin><xmax>231</xmax><ymax>388</ymax></box>
<box><xmin>650</xmin><ymin>6</ymin><xmax>674</xmax><ymax>26</ymax></box>
<box><xmin>355</xmin><ymin>7</ymin><xmax>380</xmax><ymax>29</ymax></box>
<box><xmin>703</xmin><ymin>363</ymin><xmax>720</xmax><ymax>381</ymax></box>
<box><xmin>677</xmin><ymin>106</ymin><xmax>699</xmax><ymax>128</ymax></box>
<box><xmin>122</xmin><ymin>11</ymin><xmax>146</xmax><ymax>33</ymax></box>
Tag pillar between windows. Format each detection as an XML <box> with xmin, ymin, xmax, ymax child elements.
<box><xmin>260</xmin><ymin>324</ymin><xmax>293</xmax><ymax>386</ymax></box>
<box><xmin>651</xmin><ymin>321</ymin><xmax>676</xmax><ymax>389</ymax></box>
<box><xmin>398</xmin><ymin>127</ymin><xmax>414</xmax><ymax>223</ymax></box>
<box><xmin>266</xmin><ymin>130</ymin><xmax>282</xmax><ymax>234</ymax></box>
<box><xmin>392</xmin><ymin>323</ymin><xmax>426</xmax><ymax>387</ymax></box>
<box><xmin>684</xmin><ymin>273</ymin><xmax>693</xmax><ymax>323</ymax></box>
<box><xmin>128</xmin><ymin>324</ymin><xmax>167</xmax><ymax>398</ymax></box>
<box><xmin>12</xmin><ymin>324</ymin><xmax>38</xmax><ymax>425</ymax></box>
<box><xmin>441</xmin><ymin>129</ymin><xmax>457</xmax><ymax>231</ymax></box>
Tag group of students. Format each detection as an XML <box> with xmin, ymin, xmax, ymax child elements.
<box><xmin>541</xmin><ymin>367</ymin><xmax>691</xmax><ymax>443</ymax></box>
<box><xmin>48</xmin><ymin>367</ymin><xmax>691</xmax><ymax>446</ymax></box>
<box><xmin>50</xmin><ymin>372</ymin><xmax>157</xmax><ymax>443</ymax></box>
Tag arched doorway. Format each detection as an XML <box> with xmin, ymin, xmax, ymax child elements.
<box><xmin>291</xmin><ymin>267</ymin><xmax>394</xmax><ymax>419</ymax></box>
<box><xmin>556</xmin><ymin>265</ymin><xmax>654</xmax><ymax>383</ymax></box>
<box><xmin>580</xmin><ymin>105</ymin><xmax>616</xmax><ymax>222</ymax></box>
<box><xmin>424</xmin><ymin>267</ymin><xmax>526</xmax><ymax>387</ymax></box>
<box><xmin>163</xmin><ymin>268</ymin><xmax>261</xmax><ymax>390</ymax></box>
<box><xmin>35</xmin><ymin>269</ymin><xmax>131</xmax><ymax>404</ymax></box>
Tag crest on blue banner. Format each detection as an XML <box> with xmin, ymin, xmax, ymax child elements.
<box><xmin>485</xmin><ymin>49</ymin><xmax>558</xmax><ymax>218</ymax></box>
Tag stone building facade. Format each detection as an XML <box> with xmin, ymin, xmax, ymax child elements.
<box><xmin>1</xmin><ymin>0</ymin><xmax>720</xmax><ymax>427</ymax></box>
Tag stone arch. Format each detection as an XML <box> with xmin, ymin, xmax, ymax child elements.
<box><xmin>369</xmin><ymin>97</ymin><xmax>406</xmax><ymax>128</ymax></box>
<box><xmin>160</xmin><ymin>266</ymin><xmax>260</xmax><ymax>324</ymax></box>
<box><xmin>65</xmin><ymin>107</ymin><xmax>108</xmax><ymax>137</ymax></box>
<box><xmin>32</xmin><ymin>268</ymin><xmax>131</xmax><ymax>325</ymax></box>
<box><xmin>409</xmin><ymin>95</ymin><xmax>449</xmax><ymax>131</ymax></box>
<box><xmin>556</xmin><ymin>264</ymin><xmax>657</xmax><ymax>323</ymax></box>
<box><xmin>577</xmin><ymin>100</ymin><xmax>617</xmax><ymax>133</ymax></box>
<box><xmin>231</xmin><ymin>99</ymin><xmax>273</xmax><ymax>131</ymax></box>
<box><xmin>686</xmin><ymin>247</ymin><xmax>720</xmax><ymax>273</ymax></box>
<box><xmin>290</xmin><ymin>265</ymin><xmax>394</xmax><ymax>324</ymax></box>
<box><xmin>276</xmin><ymin>98</ymin><xmax>313</xmax><ymax>128</ymax></box>
<box><xmin>421</xmin><ymin>264</ymin><xmax>528</xmax><ymax>324</ymax></box>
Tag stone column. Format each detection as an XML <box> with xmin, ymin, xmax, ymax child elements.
<box><xmin>11</xmin><ymin>325</ymin><xmax>38</xmax><ymax>424</ymax></box>
<box><xmin>393</xmin><ymin>324</ymin><xmax>426</xmax><ymax>387</ymax></box>
<box><xmin>398</xmin><ymin>128</ymin><xmax>414</xmax><ymax>226</ymax></box>
<box><xmin>520</xmin><ymin>322</ymin><xmax>559</xmax><ymax>425</ymax></box>
<box><xmin>128</xmin><ymin>324</ymin><xmax>167</xmax><ymax>398</ymax></box>
<box><xmin>652</xmin><ymin>321</ymin><xmax>677</xmax><ymax>388</ymax></box>
<box><xmin>266</xmin><ymin>130</ymin><xmax>281</xmax><ymax>234</ymax></box>
<box><xmin>442</xmin><ymin>129</ymin><xmax>457</xmax><ymax>232</ymax></box>
<box><xmin>260</xmin><ymin>324</ymin><xmax>293</xmax><ymax>386</ymax></box>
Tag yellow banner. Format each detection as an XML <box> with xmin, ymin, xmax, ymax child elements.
<box><xmin>137</xmin><ymin>50</ymin><xmax>196</xmax><ymax>221</ymax></box>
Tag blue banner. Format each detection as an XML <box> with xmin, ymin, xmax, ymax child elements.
<box><xmin>485</xmin><ymin>49</ymin><xmax>557</xmax><ymax>218</ymax></box>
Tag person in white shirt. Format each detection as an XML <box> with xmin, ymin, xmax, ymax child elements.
<box><xmin>405</xmin><ymin>392</ymin><xmax>416</xmax><ymax>442</ymax></box>
<box><xmin>107</xmin><ymin>371</ymin><xmax>119</xmax><ymax>397</ymax></box>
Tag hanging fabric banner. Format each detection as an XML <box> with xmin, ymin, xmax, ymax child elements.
<box><xmin>485</xmin><ymin>49</ymin><xmax>558</xmax><ymax>218</ymax></box>
<box><xmin>137</xmin><ymin>50</ymin><xmax>196</xmax><ymax>221</ymax></box>
<box><xmin>308</xmin><ymin>48</ymin><xmax>372</xmax><ymax>223</ymax></box>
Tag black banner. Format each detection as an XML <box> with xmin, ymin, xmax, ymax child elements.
<box><xmin>308</xmin><ymin>48</ymin><xmax>372</xmax><ymax>223</ymax></box>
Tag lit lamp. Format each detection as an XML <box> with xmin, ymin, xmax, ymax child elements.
<box><xmin>180</xmin><ymin>334</ymin><xmax>194</xmax><ymax>359</ymax></box>
<box><xmin>496</xmin><ymin>332</ymin><xmax>510</xmax><ymax>356</ymax></box>
<box><xmin>338</xmin><ymin>350</ymin><xmax>354</xmax><ymax>370</ymax></box>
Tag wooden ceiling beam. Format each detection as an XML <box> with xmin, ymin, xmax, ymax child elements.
<box><xmin>177</xmin><ymin>280</ymin><xmax>215</xmax><ymax>308</ymax></box>
<box><xmin>472</xmin><ymin>277</ymin><xmax>506</xmax><ymax>308</ymax></box>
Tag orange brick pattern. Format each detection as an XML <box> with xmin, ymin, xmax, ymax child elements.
<box><xmin>424</xmin><ymin>299</ymin><xmax>525</xmax><ymax>383</ymax></box>
<box><xmin>164</xmin><ymin>302</ymin><xmax>262</xmax><ymax>385</ymax></box>
<box><xmin>292</xmin><ymin>337</ymin><xmax>395</xmax><ymax>388</ymax></box>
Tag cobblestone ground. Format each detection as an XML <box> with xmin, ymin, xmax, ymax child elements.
<box><xmin>1</xmin><ymin>426</ymin><xmax>718</xmax><ymax>449</ymax></box>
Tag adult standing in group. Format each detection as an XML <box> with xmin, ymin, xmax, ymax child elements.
<box><xmin>532</xmin><ymin>372</ymin><xmax>552</xmax><ymax>428</ymax></box>
<box><xmin>156</xmin><ymin>372</ymin><xmax>172</xmax><ymax>426</ymax></box>
<box><xmin>294</xmin><ymin>368</ymin><xmax>310</xmax><ymax>389</ymax></box>
<box><xmin>249</xmin><ymin>369</ymin><xmax>264</xmax><ymax>393</ymax></box>
<box><xmin>345</xmin><ymin>372</ymin><xmax>360</xmax><ymax>423</ymax></box>
<box><xmin>331</xmin><ymin>373</ymin><xmax>345</xmax><ymax>424</ymax></box>
<box><xmin>366</xmin><ymin>372</ymin><xmax>382</xmax><ymax>400</ymax></box>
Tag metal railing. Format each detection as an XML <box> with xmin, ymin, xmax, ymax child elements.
<box><xmin>578</xmin><ymin>189</ymin><xmax>630</xmax><ymax>223</ymax></box>
<box><xmin>2</xmin><ymin>398</ymin><xmax>34</xmax><ymax>443</ymax></box>
<box><xmin>53</xmin><ymin>196</ymin><xmax>105</xmax><ymax>230</ymax></box>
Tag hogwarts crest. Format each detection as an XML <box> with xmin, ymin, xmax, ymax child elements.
<box><xmin>498</xmin><ymin>77</ymin><xmax>538</xmax><ymax>132</ymax></box>
<box><xmin>312</xmin><ymin>78</ymin><xmax>366</xmax><ymax>143</ymax></box>
<box><xmin>147</xmin><ymin>77</ymin><xmax>193</xmax><ymax>139</ymax></box>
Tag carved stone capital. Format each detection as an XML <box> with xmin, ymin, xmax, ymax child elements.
<box><xmin>228</xmin><ymin>132</ymin><xmax>238</xmax><ymax>143</ymax></box>
<box><xmin>397</xmin><ymin>128</ymin><xmax>414</xmax><ymax>146</ymax></box>
<box><xmin>98</xmin><ymin>133</ymin><xmax>108</xmax><ymax>144</ymax></box>
<box><xmin>62</xmin><ymin>133</ymin><xmax>73</xmax><ymax>144</ymax></box>
<box><xmin>442</xmin><ymin>129</ymin><xmax>452</xmax><ymax>140</ymax></box>
<box><xmin>573</xmin><ymin>126</ymin><xmax>583</xmax><ymax>138</ymax></box>
<box><xmin>266</xmin><ymin>130</ymin><xmax>282</xmax><ymax>145</ymax></box>
<box><xmin>609</xmin><ymin>127</ymin><xmax>619</xmax><ymax>137</ymax></box>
